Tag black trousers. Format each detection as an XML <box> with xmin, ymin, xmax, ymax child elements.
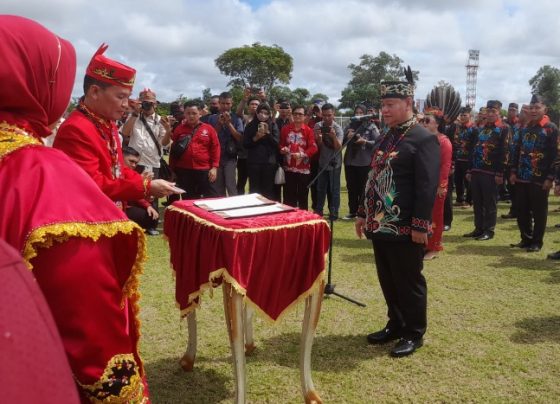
<box><xmin>126</xmin><ymin>206</ymin><xmax>158</xmax><ymax>230</ymax></box>
<box><xmin>310</xmin><ymin>160</ymin><xmax>318</xmax><ymax>211</ymax></box>
<box><xmin>471</xmin><ymin>172</ymin><xmax>498</xmax><ymax>233</ymax></box>
<box><xmin>284</xmin><ymin>171</ymin><xmax>310</xmax><ymax>210</ymax></box>
<box><xmin>444</xmin><ymin>174</ymin><xmax>453</xmax><ymax>227</ymax></box>
<box><xmin>247</xmin><ymin>163</ymin><xmax>276</xmax><ymax>200</ymax></box>
<box><xmin>345</xmin><ymin>165</ymin><xmax>370</xmax><ymax>216</ymax></box>
<box><xmin>237</xmin><ymin>158</ymin><xmax>248</xmax><ymax>195</ymax></box>
<box><xmin>454</xmin><ymin>160</ymin><xmax>471</xmax><ymax>204</ymax></box>
<box><xmin>515</xmin><ymin>182</ymin><xmax>549</xmax><ymax>246</ymax></box>
<box><xmin>505</xmin><ymin>168</ymin><xmax>517</xmax><ymax>216</ymax></box>
<box><xmin>372</xmin><ymin>239</ymin><xmax>427</xmax><ymax>340</ymax></box>
<box><xmin>174</xmin><ymin>167</ymin><xmax>217</xmax><ymax>199</ymax></box>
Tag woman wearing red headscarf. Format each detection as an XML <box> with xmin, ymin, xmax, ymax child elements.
<box><xmin>0</xmin><ymin>16</ymin><xmax>149</xmax><ymax>403</ymax></box>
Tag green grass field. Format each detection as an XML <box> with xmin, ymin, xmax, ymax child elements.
<box><xmin>139</xmin><ymin>192</ymin><xmax>560</xmax><ymax>403</ymax></box>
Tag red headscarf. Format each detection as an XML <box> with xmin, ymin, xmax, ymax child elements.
<box><xmin>0</xmin><ymin>15</ymin><xmax>76</xmax><ymax>137</ymax></box>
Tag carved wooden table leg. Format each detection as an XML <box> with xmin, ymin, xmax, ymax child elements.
<box><xmin>300</xmin><ymin>281</ymin><xmax>324</xmax><ymax>404</ymax></box>
<box><xmin>243</xmin><ymin>306</ymin><xmax>255</xmax><ymax>355</ymax></box>
<box><xmin>223</xmin><ymin>283</ymin><xmax>246</xmax><ymax>403</ymax></box>
<box><xmin>179</xmin><ymin>311</ymin><xmax>197</xmax><ymax>372</ymax></box>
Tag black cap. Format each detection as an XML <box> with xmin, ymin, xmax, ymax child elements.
<box><xmin>486</xmin><ymin>100</ymin><xmax>501</xmax><ymax>110</ymax></box>
<box><xmin>508</xmin><ymin>103</ymin><xmax>519</xmax><ymax>110</ymax></box>
<box><xmin>459</xmin><ymin>106</ymin><xmax>472</xmax><ymax>114</ymax></box>
<box><xmin>279</xmin><ymin>101</ymin><xmax>291</xmax><ymax>109</ymax></box>
<box><xmin>530</xmin><ymin>94</ymin><xmax>545</xmax><ymax>105</ymax></box>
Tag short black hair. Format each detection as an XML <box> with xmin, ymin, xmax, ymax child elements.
<box><xmin>122</xmin><ymin>146</ymin><xmax>140</xmax><ymax>157</ymax></box>
<box><xmin>219</xmin><ymin>91</ymin><xmax>232</xmax><ymax>100</ymax></box>
<box><xmin>83</xmin><ymin>75</ymin><xmax>110</xmax><ymax>94</ymax></box>
<box><xmin>184</xmin><ymin>100</ymin><xmax>201</xmax><ymax>109</ymax></box>
<box><xmin>321</xmin><ymin>103</ymin><xmax>335</xmax><ymax>112</ymax></box>
<box><xmin>291</xmin><ymin>105</ymin><xmax>305</xmax><ymax>114</ymax></box>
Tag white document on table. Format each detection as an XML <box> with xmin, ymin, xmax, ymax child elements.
<box><xmin>194</xmin><ymin>193</ymin><xmax>274</xmax><ymax>211</ymax></box>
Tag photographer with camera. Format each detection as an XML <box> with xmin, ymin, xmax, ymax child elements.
<box><xmin>207</xmin><ymin>91</ymin><xmax>244</xmax><ymax>196</ymax></box>
<box><xmin>121</xmin><ymin>88</ymin><xmax>172</xmax><ymax>235</ymax></box>
<box><xmin>243</xmin><ymin>103</ymin><xmax>279</xmax><ymax>200</ymax></box>
<box><xmin>313</xmin><ymin>103</ymin><xmax>343</xmax><ymax>220</ymax></box>
<box><xmin>235</xmin><ymin>87</ymin><xmax>265</xmax><ymax>194</ymax></box>
<box><xmin>342</xmin><ymin>104</ymin><xmax>381</xmax><ymax>220</ymax></box>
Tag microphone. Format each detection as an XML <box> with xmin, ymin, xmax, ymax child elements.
<box><xmin>350</xmin><ymin>114</ymin><xmax>376</xmax><ymax>122</ymax></box>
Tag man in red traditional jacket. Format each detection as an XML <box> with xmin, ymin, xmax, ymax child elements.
<box><xmin>54</xmin><ymin>44</ymin><xmax>178</xmax><ymax>209</ymax></box>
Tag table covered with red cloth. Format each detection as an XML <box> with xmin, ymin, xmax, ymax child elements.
<box><xmin>164</xmin><ymin>200</ymin><xmax>330</xmax><ymax>321</ymax></box>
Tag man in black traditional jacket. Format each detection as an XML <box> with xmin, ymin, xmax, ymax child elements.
<box><xmin>355</xmin><ymin>72</ymin><xmax>440</xmax><ymax>357</ymax></box>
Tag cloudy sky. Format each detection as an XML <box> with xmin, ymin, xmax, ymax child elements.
<box><xmin>4</xmin><ymin>0</ymin><xmax>560</xmax><ymax>108</ymax></box>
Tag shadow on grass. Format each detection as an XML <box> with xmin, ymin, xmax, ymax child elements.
<box><xmin>335</xmin><ymin>238</ymin><xmax>372</xmax><ymax>250</ymax></box>
<box><xmin>488</xmin><ymin>254</ymin><xmax>560</xmax><ymax>271</ymax></box>
<box><xmin>543</xmin><ymin>267</ymin><xmax>560</xmax><ymax>284</ymax></box>
<box><xmin>146</xmin><ymin>357</ymin><xmax>231</xmax><ymax>404</ymax></box>
<box><xmin>511</xmin><ymin>316</ymin><xmax>560</xmax><ymax>344</ymax></box>
<box><xmin>451</xmin><ymin>243</ymin><xmax>512</xmax><ymax>257</ymax></box>
<box><xmin>246</xmin><ymin>332</ymin><xmax>386</xmax><ymax>371</ymax></box>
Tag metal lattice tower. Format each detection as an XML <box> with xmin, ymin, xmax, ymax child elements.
<box><xmin>466</xmin><ymin>50</ymin><xmax>480</xmax><ymax>108</ymax></box>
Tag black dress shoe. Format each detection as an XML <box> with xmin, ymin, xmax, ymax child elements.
<box><xmin>367</xmin><ymin>328</ymin><xmax>400</xmax><ymax>345</ymax></box>
<box><xmin>475</xmin><ymin>232</ymin><xmax>494</xmax><ymax>241</ymax></box>
<box><xmin>443</xmin><ymin>225</ymin><xmax>451</xmax><ymax>232</ymax></box>
<box><xmin>463</xmin><ymin>230</ymin><xmax>483</xmax><ymax>238</ymax></box>
<box><xmin>547</xmin><ymin>251</ymin><xmax>560</xmax><ymax>260</ymax></box>
<box><xmin>390</xmin><ymin>338</ymin><xmax>423</xmax><ymax>357</ymax></box>
<box><xmin>526</xmin><ymin>245</ymin><xmax>541</xmax><ymax>252</ymax></box>
<box><xmin>510</xmin><ymin>241</ymin><xmax>531</xmax><ymax>248</ymax></box>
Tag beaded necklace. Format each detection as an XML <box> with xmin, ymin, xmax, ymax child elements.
<box><xmin>77</xmin><ymin>101</ymin><xmax>121</xmax><ymax>179</ymax></box>
<box><xmin>371</xmin><ymin>118</ymin><xmax>417</xmax><ymax>171</ymax></box>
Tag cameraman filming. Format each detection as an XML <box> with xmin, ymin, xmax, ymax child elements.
<box><xmin>313</xmin><ymin>103</ymin><xmax>343</xmax><ymax>220</ymax></box>
<box><xmin>342</xmin><ymin>104</ymin><xmax>380</xmax><ymax>220</ymax></box>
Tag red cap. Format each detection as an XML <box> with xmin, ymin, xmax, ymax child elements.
<box><xmin>86</xmin><ymin>43</ymin><xmax>135</xmax><ymax>89</ymax></box>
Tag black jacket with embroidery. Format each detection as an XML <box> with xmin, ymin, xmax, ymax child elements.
<box><xmin>357</xmin><ymin>118</ymin><xmax>440</xmax><ymax>242</ymax></box>
<box><xmin>511</xmin><ymin>116</ymin><xmax>558</xmax><ymax>184</ymax></box>
<box><xmin>468</xmin><ymin>120</ymin><xmax>509</xmax><ymax>176</ymax></box>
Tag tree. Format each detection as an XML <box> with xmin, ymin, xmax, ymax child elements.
<box><xmin>202</xmin><ymin>88</ymin><xmax>212</xmax><ymax>105</ymax></box>
<box><xmin>215</xmin><ymin>43</ymin><xmax>293</xmax><ymax>93</ymax></box>
<box><xmin>529</xmin><ymin>65</ymin><xmax>560</xmax><ymax>124</ymax></box>
<box><xmin>338</xmin><ymin>52</ymin><xmax>419</xmax><ymax>109</ymax></box>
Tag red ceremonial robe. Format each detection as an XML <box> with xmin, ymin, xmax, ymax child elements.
<box><xmin>0</xmin><ymin>15</ymin><xmax>149</xmax><ymax>403</ymax></box>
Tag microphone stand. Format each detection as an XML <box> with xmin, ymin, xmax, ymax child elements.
<box><xmin>308</xmin><ymin>122</ymin><xmax>367</xmax><ymax>307</ymax></box>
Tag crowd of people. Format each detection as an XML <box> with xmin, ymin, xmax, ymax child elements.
<box><xmin>115</xmin><ymin>88</ymin><xmax>385</xmax><ymax>227</ymax></box>
<box><xmin>2</xmin><ymin>14</ymin><xmax>560</xmax><ymax>402</ymax></box>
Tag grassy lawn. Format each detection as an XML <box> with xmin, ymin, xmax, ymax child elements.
<box><xmin>139</xmin><ymin>191</ymin><xmax>560</xmax><ymax>403</ymax></box>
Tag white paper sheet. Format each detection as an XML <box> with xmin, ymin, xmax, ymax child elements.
<box><xmin>194</xmin><ymin>193</ymin><xmax>273</xmax><ymax>211</ymax></box>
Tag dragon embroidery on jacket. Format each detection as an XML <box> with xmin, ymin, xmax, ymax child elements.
<box><xmin>365</xmin><ymin>150</ymin><xmax>401</xmax><ymax>235</ymax></box>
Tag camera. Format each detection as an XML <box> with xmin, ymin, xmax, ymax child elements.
<box><xmin>141</xmin><ymin>101</ymin><xmax>154</xmax><ymax>110</ymax></box>
<box><xmin>321</xmin><ymin>125</ymin><xmax>331</xmax><ymax>135</ymax></box>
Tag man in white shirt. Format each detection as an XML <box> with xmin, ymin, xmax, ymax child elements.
<box><xmin>121</xmin><ymin>88</ymin><xmax>172</xmax><ymax>235</ymax></box>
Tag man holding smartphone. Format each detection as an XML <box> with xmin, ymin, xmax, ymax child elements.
<box><xmin>313</xmin><ymin>103</ymin><xmax>343</xmax><ymax>220</ymax></box>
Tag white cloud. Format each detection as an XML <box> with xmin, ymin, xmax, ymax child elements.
<box><xmin>3</xmin><ymin>0</ymin><xmax>560</xmax><ymax>107</ymax></box>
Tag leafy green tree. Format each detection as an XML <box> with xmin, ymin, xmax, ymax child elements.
<box><xmin>202</xmin><ymin>88</ymin><xmax>212</xmax><ymax>105</ymax></box>
<box><xmin>529</xmin><ymin>65</ymin><xmax>560</xmax><ymax>124</ymax></box>
<box><xmin>215</xmin><ymin>42</ymin><xmax>293</xmax><ymax>93</ymax></box>
<box><xmin>310</xmin><ymin>93</ymin><xmax>329</xmax><ymax>103</ymax></box>
<box><xmin>339</xmin><ymin>51</ymin><xmax>419</xmax><ymax>109</ymax></box>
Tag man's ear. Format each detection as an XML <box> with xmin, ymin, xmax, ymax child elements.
<box><xmin>87</xmin><ymin>84</ymin><xmax>102</xmax><ymax>101</ymax></box>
